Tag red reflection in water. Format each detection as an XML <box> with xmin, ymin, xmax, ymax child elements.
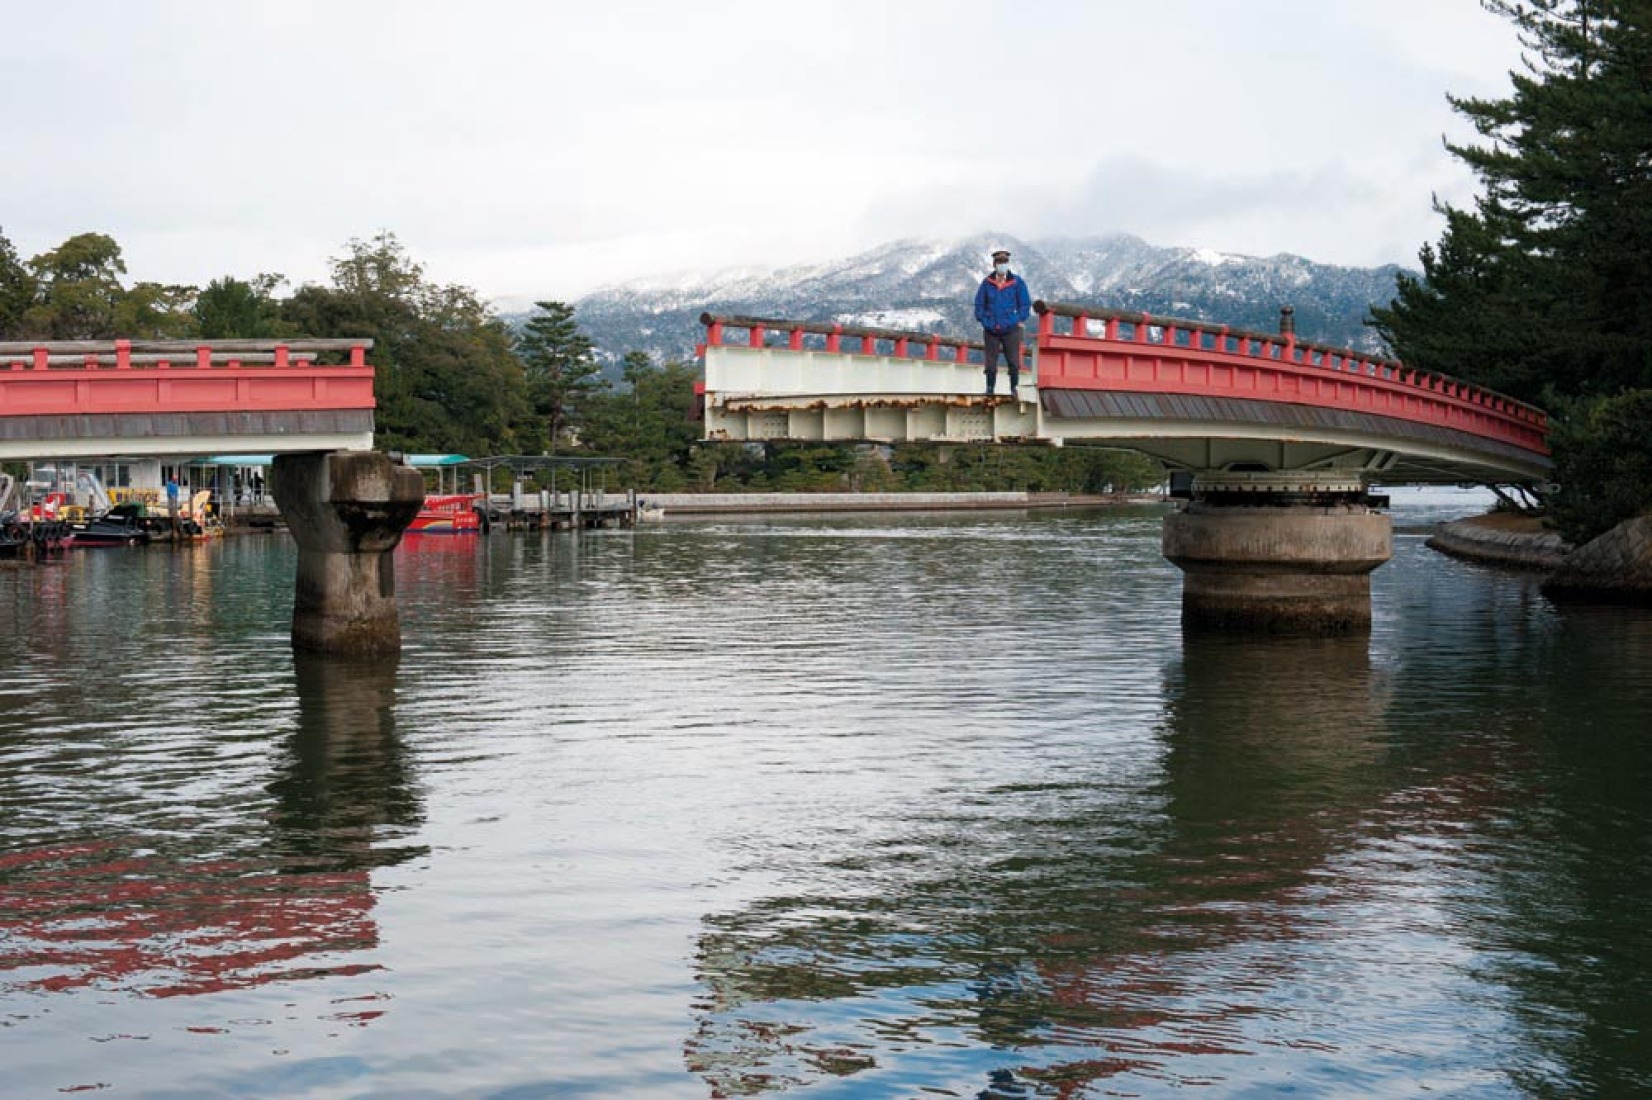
<box><xmin>0</xmin><ymin>841</ymin><xmax>379</xmax><ymax>999</ymax></box>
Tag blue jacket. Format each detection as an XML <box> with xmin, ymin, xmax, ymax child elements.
<box><xmin>974</xmin><ymin>272</ymin><xmax>1032</xmax><ymax>334</ymax></box>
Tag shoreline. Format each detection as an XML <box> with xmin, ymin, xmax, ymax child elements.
<box><xmin>1426</xmin><ymin>512</ymin><xmax>1570</xmax><ymax>572</ymax></box>
<box><xmin>640</xmin><ymin>491</ymin><xmax>1165</xmax><ymax>516</ymax></box>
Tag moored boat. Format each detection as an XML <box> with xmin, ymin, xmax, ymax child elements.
<box><xmin>407</xmin><ymin>493</ymin><xmax>484</xmax><ymax>535</ymax></box>
<box><xmin>69</xmin><ymin>502</ymin><xmax>154</xmax><ymax>547</ymax></box>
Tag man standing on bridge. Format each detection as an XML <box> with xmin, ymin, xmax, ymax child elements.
<box><xmin>974</xmin><ymin>247</ymin><xmax>1032</xmax><ymax>398</ymax></box>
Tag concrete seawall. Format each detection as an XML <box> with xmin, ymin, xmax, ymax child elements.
<box><xmin>640</xmin><ymin>492</ymin><xmax>1153</xmax><ymax>514</ymax></box>
<box><xmin>1428</xmin><ymin>511</ymin><xmax>1652</xmax><ymax>604</ymax></box>
<box><xmin>1544</xmin><ymin>515</ymin><xmax>1652</xmax><ymax>604</ymax></box>
<box><xmin>1427</xmin><ymin>515</ymin><xmax>1570</xmax><ymax>572</ymax></box>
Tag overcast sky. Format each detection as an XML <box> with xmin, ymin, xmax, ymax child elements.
<box><xmin>1</xmin><ymin>1</ymin><xmax>1525</xmax><ymax>305</ymax></box>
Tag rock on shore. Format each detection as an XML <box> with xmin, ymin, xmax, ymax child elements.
<box><xmin>1542</xmin><ymin>515</ymin><xmax>1652</xmax><ymax>605</ymax></box>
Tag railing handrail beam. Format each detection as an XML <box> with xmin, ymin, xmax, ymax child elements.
<box><xmin>1032</xmin><ymin>299</ymin><xmax>1545</xmax><ymax>422</ymax></box>
<box><xmin>0</xmin><ymin>338</ymin><xmax>374</xmax><ymax>355</ymax></box>
<box><xmin>701</xmin><ymin>312</ymin><xmax>981</xmax><ymax>352</ymax></box>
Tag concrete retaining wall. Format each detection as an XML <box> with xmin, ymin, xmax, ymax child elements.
<box><xmin>639</xmin><ymin>492</ymin><xmax>1128</xmax><ymax>514</ymax></box>
<box><xmin>1543</xmin><ymin>515</ymin><xmax>1652</xmax><ymax>603</ymax></box>
<box><xmin>1427</xmin><ymin>519</ymin><xmax>1570</xmax><ymax>572</ymax></box>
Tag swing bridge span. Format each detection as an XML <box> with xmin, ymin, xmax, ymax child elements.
<box><xmin>697</xmin><ymin>304</ymin><xmax>1551</xmax><ymax>490</ymax></box>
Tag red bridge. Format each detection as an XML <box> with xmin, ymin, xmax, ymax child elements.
<box><xmin>698</xmin><ymin>304</ymin><xmax>1550</xmax><ymax>487</ymax></box>
<box><xmin>698</xmin><ymin>304</ymin><xmax>1553</xmax><ymax>631</ymax></box>
<box><xmin>0</xmin><ymin>338</ymin><xmax>376</xmax><ymax>461</ymax></box>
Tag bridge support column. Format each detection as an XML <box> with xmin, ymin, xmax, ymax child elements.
<box><xmin>270</xmin><ymin>451</ymin><xmax>425</xmax><ymax>656</ymax></box>
<box><xmin>1161</xmin><ymin>475</ymin><xmax>1391</xmax><ymax>633</ymax></box>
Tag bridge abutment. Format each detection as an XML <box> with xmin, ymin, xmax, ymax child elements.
<box><xmin>1162</xmin><ymin>476</ymin><xmax>1392</xmax><ymax>633</ymax></box>
<box><xmin>270</xmin><ymin>451</ymin><xmax>425</xmax><ymax>655</ymax></box>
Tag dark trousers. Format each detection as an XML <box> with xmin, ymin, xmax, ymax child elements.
<box><xmin>983</xmin><ymin>325</ymin><xmax>1022</xmax><ymax>394</ymax></box>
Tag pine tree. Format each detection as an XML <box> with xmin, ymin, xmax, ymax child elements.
<box><xmin>516</xmin><ymin>301</ymin><xmax>605</xmax><ymax>451</ymax></box>
<box><xmin>1370</xmin><ymin>0</ymin><xmax>1652</xmax><ymax>539</ymax></box>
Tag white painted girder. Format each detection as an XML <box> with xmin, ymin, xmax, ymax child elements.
<box><xmin>701</xmin><ymin>345</ymin><xmax>1548</xmax><ymax>484</ymax></box>
<box><xmin>0</xmin><ymin>431</ymin><xmax>374</xmax><ymax>462</ymax></box>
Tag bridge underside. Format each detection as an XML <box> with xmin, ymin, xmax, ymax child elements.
<box><xmin>706</xmin><ymin>390</ymin><xmax>1550</xmax><ymax>485</ymax></box>
<box><xmin>0</xmin><ymin>409</ymin><xmax>375</xmax><ymax>461</ymax></box>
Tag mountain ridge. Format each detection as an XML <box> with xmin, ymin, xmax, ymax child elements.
<box><xmin>541</xmin><ymin>232</ymin><xmax>1411</xmax><ymax>379</ymax></box>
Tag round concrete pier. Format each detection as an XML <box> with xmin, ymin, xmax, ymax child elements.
<box><xmin>1162</xmin><ymin>503</ymin><xmax>1392</xmax><ymax>633</ymax></box>
<box><xmin>271</xmin><ymin>451</ymin><xmax>425</xmax><ymax>655</ymax></box>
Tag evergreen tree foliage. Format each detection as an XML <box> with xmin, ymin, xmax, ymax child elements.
<box><xmin>282</xmin><ymin>232</ymin><xmax>529</xmax><ymax>455</ymax></box>
<box><xmin>196</xmin><ymin>274</ymin><xmax>289</xmax><ymax>338</ymax></box>
<box><xmin>515</xmin><ymin>301</ymin><xmax>606</xmax><ymax>451</ymax></box>
<box><xmin>1370</xmin><ymin>0</ymin><xmax>1652</xmax><ymax>539</ymax></box>
<box><xmin>22</xmin><ymin>232</ymin><xmax>132</xmax><ymax>339</ymax></box>
<box><xmin>577</xmin><ymin>352</ymin><xmax>703</xmax><ymax>486</ymax></box>
<box><xmin>0</xmin><ymin>228</ymin><xmax>36</xmax><ymax>338</ymax></box>
<box><xmin>1548</xmin><ymin>389</ymin><xmax>1652</xmax><ymax>542</ymax></box>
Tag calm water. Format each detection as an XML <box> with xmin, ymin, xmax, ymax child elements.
<box><xmin>2</xmin><ymin>497</ymin><xmax>1650</xmax><ymax>1099</ymax></box>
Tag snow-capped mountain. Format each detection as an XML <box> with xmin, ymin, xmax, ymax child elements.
<box><xmin>562</xmin><ymin>232</ymin><xmax>1408</xmax><ymax>375</ymax></box>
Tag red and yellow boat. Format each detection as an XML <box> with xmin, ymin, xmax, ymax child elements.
<box><xmin>406</xmin><ymin>493</ymin><xmax>485</xmax><ymax>535</ymax></box>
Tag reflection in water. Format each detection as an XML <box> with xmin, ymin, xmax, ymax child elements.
<box><xmin>3</xmin><ymin>516</ymin><xmax>1651</xmax><ymax>1097</ymax></box>
<box><xmin>1471</xmin><ymin>606</ymin><xmax>1652</xmax><ymax>1098</ymax></box>
<box><xmin>686</xmin><ymin>634</ymin><xmax>1400</xmax><ymax>1096</ymax></box>
<box><xmin>270</xmin><ymin>654</ymin><xmax>425</xmax><ymax>873</ymax></box>
<box><xmin>0</xmin><ymin>653</ymin><xmax>420</xmax><ymax>1007</ymax></box>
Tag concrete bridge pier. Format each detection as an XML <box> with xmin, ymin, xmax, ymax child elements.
<box><xmin>270</xmin><ymin>451</ymin><xmax>425</xmax><ymax>655</ymax></box>
<box><xmin>1161</xmin><ymin>474</ymin><xmax>1392</xmax><ymax>633</ymax></box>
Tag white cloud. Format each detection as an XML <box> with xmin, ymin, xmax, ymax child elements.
<box><xmin>0</xmin><ymin>0</ymin><xmax>1525</xmax><ymax>302</ymax></box>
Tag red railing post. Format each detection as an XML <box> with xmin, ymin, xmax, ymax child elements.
<box><xmin>1038</xmin><ymin>311</ymin><xmax>1056</xmax><ymax>339</ymax></box>
<box><xmin>32</xmin><ymin>348</ymin><xmax>47</xmax><ymax>370</ymax></box>
<box><xmin>826</xmin><ymin>325</ymin><xmax>841</xmax><ymax>353</ymax></box>
<box><xmin>1105</xmin><ymin>318</ymin><xmax>1120</xmax><ymax>341</ymax></box>
<box><xmin>788</xmin><ymin>327</ymin><xmax>803</xmax><ymax>352</ymax></box>
<box><xmin>195</xmin><ymin>346</ymin><xmax>210</xmax><ymax>370</ymax></box>
<box><xmin>274</xmin><ymin>345</ymin><xmax>290</xmax><ymax>369</ymax></box>
<box><xmin>926</xmin><ymin>337</ymin><xmax>940</xmax><ymax>361</ymax></box>
<box><xmin>749</xmin><ymin>324</ymin><xmax>765</xmax><ymax>348</ymax></box>
<box><xmin>115</xmin><ymin>339</ymin><xmax>131</xmax><ymax>370</ymax></box>
<box><xmin>350</xmin><ymin>345</ymin><xmax>367</xmax><ymax>369</ymax></box>
<box><xmin>1135</xmin><ymin>315</ymin><xmax>1151</xmax><ymax>344</ymax></box>
<box><xmin>707</xmin><ymin>320</ymin><xmax>723</xmax><ymax>346</ymax></box>
<box><xmin>894</xmin><ymin>337</ymin><xmax>909</xmax><ymax>358</ymax></box>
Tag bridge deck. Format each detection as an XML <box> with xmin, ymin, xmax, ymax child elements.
<box><xmin>0</xmin><ymin>339</ymin><xmax>376</xmax><ymax>460</ymax></box>
<box><xmin>698</xmin><ymin>309</ymin><xmax>1551</xmax><ymax>486</ymax></box>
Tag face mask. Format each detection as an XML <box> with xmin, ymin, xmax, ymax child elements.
<box><xmin>994</xmin><ymin>263</ymin><xmax>1008</xmax><ymax>275</ymax></box>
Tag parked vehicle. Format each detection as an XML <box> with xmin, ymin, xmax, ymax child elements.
<box><xmin>69</xmin><ymin>502</ymin><xmax>153</xmax><ymax>547</ymax></box>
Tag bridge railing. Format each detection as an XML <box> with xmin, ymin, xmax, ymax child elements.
<box><xmin>1033</xmin><ymin>301</ymin><xmax>1547</xmax><ymax>431</ymax></box>
<box><xmin>701</xmin><ymin>313</ymin><xmax>1033</xmax><ymax>367</ymax></box>
<box><xmin>0</xmin><ymin>338</ymin><xmax>373</xmax><ymax>371</ymax></box>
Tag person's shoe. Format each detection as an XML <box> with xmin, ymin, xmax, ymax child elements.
<box><xmin>1010</xmin><ymin>389</ymin><xmax>1019</xmax><ymax>400</ymax></box>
